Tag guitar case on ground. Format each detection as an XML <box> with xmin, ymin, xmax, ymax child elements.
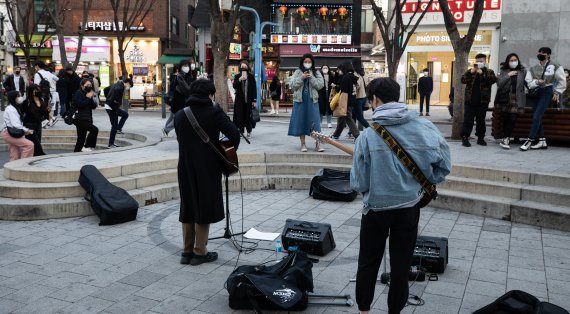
<box><xmin>78</xmin><ymin>165</ymin><xmax>139</xmax><ymax>226</ymax></box>
<box><xmin>309</xmin><ymin>168</ymin><xmax>357</xmax><ymax>202</ymax></box>
<box><xmin>473</xmin><ymin>290</ymin><xmax>569</xmax><ymax>314</ymax></box>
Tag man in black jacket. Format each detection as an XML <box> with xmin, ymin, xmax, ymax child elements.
<box><xmin>105</xmin><ymin>78</ymin><xmax>133</xmax><ymax>148</ymax></box>
<box><xmin>2</xmin><ymin>67</ymin><xmax>26</xmax><ymax>96</ymax></box>
<box><xmin>417</xmin><ymin>68</ymin><xmax>433</xmax><ymax>116</ymax></box>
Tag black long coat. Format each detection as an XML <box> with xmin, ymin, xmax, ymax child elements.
<box><xmin>174</xmin><ymin>95</ymin><xmax>241</xmax><ymax>224</ymax></box>
<box><xmin>232</xmin><ymin>72</ymin><xmax>256</xmax><ymax>132</ymax></box>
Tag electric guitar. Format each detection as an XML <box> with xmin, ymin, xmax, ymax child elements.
<box><xmin>311</xmin><ymin>131</ymin><xmax>354</xmax><ymax>156</ymax></box>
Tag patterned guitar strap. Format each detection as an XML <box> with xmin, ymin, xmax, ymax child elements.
<box><xmin>371</xmin><ymin>122</ymin><xmax>437</xmax><ymax>200</ymax></box>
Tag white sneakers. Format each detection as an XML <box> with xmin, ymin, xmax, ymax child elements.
<box><xmin>81</xmin><ymin>147</ymin><xmax>93</xmax><ymax>152</ymax></box>
<box><xmin>269</xmin><ymin>109</ymin><xmax>276</xmax><ymax>115</ymax></box>
<box><xmin>327</xmin><ymin>123</ymin><xmax>332</xmax><ymax>128</ymax></box>
<box><xmin>520</xmin><ymin>138</ymin><xmax>548</xmax><ymax>151</ymax></box>
<box><xmin>499</xmin><ymin>138</ymin><xmax>510</xmax><ymax>150</ymax></box>
<box><xmin>301</xmin><ymin>144</ymin><xmax>308</xmax><ymax>152</ymax></box>
<box><xmin>315</xmin><ymin>142</ymin><xmax>324</xmax><ymax>152</ymax></box>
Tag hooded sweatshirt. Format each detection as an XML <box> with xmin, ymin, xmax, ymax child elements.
<box><xmin>350</xmin><ymin>102</ymin><xmax>451</xmax><ymax>214</ymax></box>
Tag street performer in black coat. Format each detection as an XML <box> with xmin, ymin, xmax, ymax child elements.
<box><xmin>174</xmin><ymin>79</ymin><xmax>241</xmax><ymax>266</ymax></box>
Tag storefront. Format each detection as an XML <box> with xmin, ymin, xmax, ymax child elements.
<box><xmin>13</xmin><ymin>35</ymin><xmax>54</xmax><ymax>70</ymax></box>
<box><xmin>400</xmin><ymin>0</ymin><xmax>502</xmax><ymax>105</ymax></box>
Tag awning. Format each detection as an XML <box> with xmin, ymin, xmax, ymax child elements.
<box><xmin>157</xmin><ymin>55</ymin><xmax>191</xmax><ymax>65</ymax></box>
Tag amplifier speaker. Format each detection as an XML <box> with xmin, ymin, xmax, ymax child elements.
<box><xmin>412</xmin><ymin>236</ymin><xmax>448</xmax><ymax>274</ymax></box>
<box><xmin>281</xmin><ymin>219</ymin><xmax>336</xmax><ymax>256</ymax></box>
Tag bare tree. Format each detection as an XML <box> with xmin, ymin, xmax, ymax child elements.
<box><xmin>370</xmin><ymin>0</ymin><xmax>433</xmax><ymax>79</ymax></box>
<box><xmin>438</xmin><ymin>0</ymin><xmax>485</xmax><ymax>138</ymax></box>
<box><xmin>5</xmin><ymin>0</ymin><xmax>53</xmax><ymax>76</ymax></box>
<box><xmin>45</xmin><ymin>0</ymin><xmax>93</xmax><ymax>70</ymax></box>
<box><xmin>209</xmin><ymin>0</ymin><xmax>242</xmax><ymax>111</ymax></box>
<box><xmin>109</xmin><ymin>0</ymin><xmax>155</xmax><ymax>78</ymax></box>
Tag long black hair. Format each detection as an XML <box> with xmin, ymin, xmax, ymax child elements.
<box><xmin>338</xmin><ymin>61</ymin><xmax>355</xmax><ymax>74</ymax></box>
<box><xmin>502</xmin><ymin>53</ymin><xmax>524</xmax><ymax>70</ymax></box>
<box><xmin>299</xmin><ymin>53</ymin><xmax>316</xmax><ymax>74</ymax></box>
<box><xmin>351</xmin><ymin>58</ymin><xmax>365</xmax><ymax>76</ymax></box>
<box><xmin>7</xmin><ymin>90</ymin><xmax>20</xmax><ymax>107</ymax></box>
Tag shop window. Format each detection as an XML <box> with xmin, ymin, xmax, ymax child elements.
<box><xmin>172</xmin><ymin>16</ymin><xmax>179</xmax><ymax>36</ymax></box>
<box><xmin>361</xmin><ymin>9</ymin><xmax>374</xmax><ymax>33</ymax></box>
<box><xmin>272</xmin><ymin>4</ymin><xmax>352</xmax><ymax>36</ymax></box>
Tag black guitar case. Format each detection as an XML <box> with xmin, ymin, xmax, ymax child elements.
<box><xmin>309</xmin><ymin>168</ymin><xmax>357</xmax><ymax>202</ymax></box>
<box><xmin>473</xmin><ymin>290</ymin><xmax>569</xmax><ymax>314</ymax></box>
<box><xmin>78</xmin><ymin>165</ymin><xmax>139</xmax><ymax>225</ymax></box>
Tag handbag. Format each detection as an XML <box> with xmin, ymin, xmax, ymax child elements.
<box><xmin>7</xmin><ymin>126</ymin><xmax>25</xmax><ymax>138</ymax></box>
<box><xmin>372</xmin><ymin>122</ymin><xmax>437</xmax><ymax>208</ymax></box>
<box><xmin>251</xmin><ymin>107</ymin><xmax>260</xmax><ymax>123</ymax></box>
<box><xmin>329</xmin><ymin>90</ymin><xmax>341</xmax><ymax>110</ymax></box>
<box><xmin>63</xmin><ymin>107</ymin><xmax>77</xmax><ymax>125</ymax></box>
<box><xmin>332</xmin><ymin>92</ymin><xmax>348</xmax><ymax>117</ymax></box>
<box><xmin>527</xmin><ymin>61</ymin><xmax>549</xmax><ymax>99</ymax></box>
<box><xmin>183</xmin><ymin>106</ymin><xmax>239</xmax><ymax>176</ymax></box>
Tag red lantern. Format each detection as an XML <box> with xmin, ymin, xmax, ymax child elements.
<box><xmin>319</xmin><ymin>6</ymin><xmax>329</xmax><ymax>19</ymax></box>
<box><xmin>278</xmin><ymin>5</ymin><xmax>288</xmax><ymax>16</ymax></box>
<box><xmin>338</xmin><ymin>6</ymin><xmax>348</xmax><ymax>19</ymax></box>
<box><xmin>297</xmin><ymin>6</ymin><xmax>307</xmax><ymax>18</ymax></box>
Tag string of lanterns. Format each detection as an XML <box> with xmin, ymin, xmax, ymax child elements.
<box><xmin>277</xmin><ymin>4</ymin><xmax>349</xmax><ymax>20</ymax></box>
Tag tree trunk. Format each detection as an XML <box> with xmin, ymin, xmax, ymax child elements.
<box><xmin>451</xmin><ymin>49</ymin><xmax>468</xmax><ymax>139</ymax></box>
<box><xmin>213</xmin><ymin>50</ymin><xmax>229</xmax><ymax>112</ymax></box>
<box><xmin>117</xmin><ymin>38</ymin><xmax>128</xmax><ymax>78</ymax></box>
<box><xmin>57</xmin><ymin>32</ymin><xmax>70</xmax><ymax>68</ymax></box>
<box><xmin>387</xmin><ymin>56</ymin><xmax>400</xmax><ymax>80</ymax></box>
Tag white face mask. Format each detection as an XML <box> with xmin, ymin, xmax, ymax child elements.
<box><xmin>303</xmin><ymin>63</ymin><xmax>312</xmax><ymax>69</ymax></box>
<box><xmin>181</xmin><ymin>66</ymin><xmax>190</xmax><ymax>73</ymax></box>
<box><xmin>509</xmin><ymin>61</ymin><xmax>518</xmax><ymax>69</ymax></box>
<box><xmin>476</xmin><ymin>62</ymin><xmax>486</xmax><ymax>69</ymax></box>
<box><xmin>322</xmin><ymin>68</ymin><xmax>329</xmax><ymax>74</ymax></box>
<box><xmin>423</xmin><ymin>72</ymin><xmax>428</xmax><ymax>76</ymax></box>
<box><xmin>190</xmin><ymin>64</ymin><xmax>196</xmax><ymax>70</ymax></box>
<box><xmin>15</xmin><ymin>96</ymin><xmax>24</xmax><ymax>105</ymax></box>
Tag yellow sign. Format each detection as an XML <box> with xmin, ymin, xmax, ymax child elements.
<box><xmin>409</xmin><ymin>30</ymin><xmax>492</xmax><ymax>46</ymax></box>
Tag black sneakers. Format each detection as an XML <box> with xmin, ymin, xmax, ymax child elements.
<box><xmin>189</xmin><ymin>252</ymin><xmax>218</xmax><ymax>266</ymax></box>
<box><xmin>461</xmin><ymin>136</ymin><xmax>471</xmax><ymax>147</ymax></box>
<box><xmin>477</xmin><ymin>137</ymin><xmax>487</xmax><ymax>146</ymax></box>
<box><xmin>180</xmin><ymin>252</ymin><xmax>193</xmax><ymax>265</ymax></box>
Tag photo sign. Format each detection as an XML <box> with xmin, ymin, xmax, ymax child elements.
<box><xmin>401</xmin><ymin>0</ymin><xmax>501</xmax><ymax>25</ymax></box>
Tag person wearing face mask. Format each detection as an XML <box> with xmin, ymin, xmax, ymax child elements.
<box><xmin>2</xmin><ymin>66</ymin><xmax>27</xmax><ymax>97</ymax></box>
<box><xmin>269</xmin><ymin>75</ymin><xmax>282</xmax><ymax>115</ymax></box>
<box><xmin>232</xmin><ymin>59</ymin><xmax>257</xmax><ymax>138</ymax></box>
<box><xmin>288</xmin><ymin>53</ymin><xmax>325</xmax><ymax>152</ymax></box>
<box><xmin>418</xmin><ymin>68</ymin><xmax>433</xmax><ymax>116</ymax></box>
<box><xmin>495</xmin><ymin>53</ymin><xmax>527</xmax><ymax>149</ymax></box>
<box><xmin>104</xmin><ymin>77</ymin><xmax>133</xmax><ymax>148</ymax></box>
<box><xmin>1</xmin><ymin>91</ymin><xmax>35</xmax><ymax>161</ymax></box>
<box><xmin>520</xmin><ymin>47</ymin><xmax>567</xmax><ymax>151</ymax></box>
<box><xmin>72</xmin><ymin>79</ymin><xmax>99</xmax><ymax>152</ymax></box>
<box><xmin>22</xmin><ymin>85</ymin><xmax>49</xmax><ymax>156</ymax></box>
<box><xmin>33</xmin><ymin>61</ymin><xmax>59</xmax><ymax>128</ymax></box>
<box><xmin>460</xmin><ymin>53</ymin><xmax>497</xmax><ymax>147</ymax></box>
<box><xmin>318</xmin><ymin>65</ymin><xmax>334</xmax><ymax>127</ymax></box>
<box><xmin>162</xmin><ymin>60</ymin><xmax>196</xmax><ymax>137</ymax></box>
<box><xmin>173</xmin><ymin>79</ymin><xmax>240</xmax><ymax>265</ymax></box>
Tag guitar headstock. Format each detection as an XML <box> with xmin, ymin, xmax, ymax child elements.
<box><xmin>310</xmin><ymin>131</ymin><xmax>330</xmax><ymax>144</ymax></box>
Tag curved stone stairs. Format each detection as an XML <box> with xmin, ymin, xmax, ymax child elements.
<box><xmin>1</xmin><ymin>133</ymin><xmax>569</xmax><ymax>231</ymax></box>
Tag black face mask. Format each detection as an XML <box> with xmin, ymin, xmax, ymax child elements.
<box><xmin>34</xmin><ymin>91</ymin><xmax>43</xmax><ymax>97</ymax></box>
<box><xmin>15</xmin><ymin>71</ymin><xmax>21</xmax><ymax>75</ymax></box>
<box><xmin>84</xmin><ymin>86</ymin><xmax>93</xmax><ymax>93</ymax></box>
<box><xmin>537</xmin><ymin>54</ymin><xmax>547</xmax><ymax>61</ymax></box>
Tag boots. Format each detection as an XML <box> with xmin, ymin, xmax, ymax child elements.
<box><xmin>520</xmin><ymin>139</ymin><xmax>534</xmax><ymax>151</ymax></box>
<box><xmin>461</xmin><ymin>136</ymin><xmax>471</xmax><ymax>147</ymax></box>
<box><xmin>530</xmin><ymin>138</ymin><xmax>547</xmax><ymax>150</ymax></box>
<box><xmin>499</xmin><ymin>138</ymin><xmax>510</xmax><ymax>150</ymax></box>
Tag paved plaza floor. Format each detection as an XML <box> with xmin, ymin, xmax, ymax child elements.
<box><xmin>1</xmin><ymin>105</ymin><xmax>570</xmax><ymax>313</ymax></box>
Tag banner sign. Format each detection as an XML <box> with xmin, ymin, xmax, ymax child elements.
<box><xmin>402</xmin><ymin>0</ymin><xmax>501</xmax><ymax>25</ymax></box>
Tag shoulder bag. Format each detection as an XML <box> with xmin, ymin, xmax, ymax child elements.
<box><xmin>329</xmin><ymin>90</ymin><xmax>341</xmax><ymax>110</ymax></box>
<box><xmin>371</xmin><ymin>122</ymin><xmax>437</xmax><ymax>208</ymax></box>
<box><xmin>183</xmin><ymin>106</ymin><xmax>239</xmax><ymax>176</ymax></box>
<box><xmin>527</xmin><ymin>61</ymin><xmax>549</xmax><ymax>99</ymax></box>
<box><xmin>7</xmin><ymin>126</ymin><xmax>25</xmax><ymax>138</ymax></box>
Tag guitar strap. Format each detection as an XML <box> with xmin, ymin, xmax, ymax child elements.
<box><xmin>371</xmin><ymin>122</ymin><xmax>437</xmax><ymax>199</ymax></box>
<box><xmin>183</xmin><ymin>107</ymin><xmax>235</xmax><ymax>171</ymax></box>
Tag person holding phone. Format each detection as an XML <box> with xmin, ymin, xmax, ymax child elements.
<box><xmin>288</xmin><ymin>53</ymin><xmax>325</xmax><ymax>152</ymax></box>
<box><xmin>232</xmin><ymin>59</ymin><xmax>256</xmax><ymax>138</ymax></box>
<box><xmin>72</xmin><ymin>79</ymin><xmax>99</xmax><ymax>152</ymax></box>
<box><xmin>22</xmin><ymin>84</ymin><xmax>49</xmax><ymax>156</ymax></box>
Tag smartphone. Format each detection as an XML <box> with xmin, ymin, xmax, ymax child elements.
<box><xmin>241</xmin><ymin>71</ymin><xmax>247</xmax><ymax>77</ymax></box>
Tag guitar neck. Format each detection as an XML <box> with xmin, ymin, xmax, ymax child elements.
<box><xmin>323</xmin><ymin>137</ymin><xmax>354</xmax><ymax>156</ymax></box>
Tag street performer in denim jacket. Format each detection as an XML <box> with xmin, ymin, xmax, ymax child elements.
<box><xmin>350</xmin><ymin>78</ymin><xmax>451</xmax><ymax>314</ymax></box>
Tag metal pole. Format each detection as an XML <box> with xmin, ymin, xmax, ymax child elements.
<box><xmin>161</xmin><ymin>66</ymin><xmax>166</xmax><ymax>118</ymax></box>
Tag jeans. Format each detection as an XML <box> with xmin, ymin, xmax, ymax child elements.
<box><xmin>419</xmin><ymin>92</ymin><xmax>431</xmax><ymax>113</ymax></box>
<box><xmin>502</xmin><ymin>112</ymin><xmax>518</xmax><ymax>138</ymax></box>
<box><xmin>529</xmin><ymin>86</ymin><xmax>553</xmax><ymax>139</ymax></box>
<box><xmin>461</xmin><ymin>103</ymin><xmax>489</xmax><ymax>138</ymax></box>
<box><xmin>106</xmin><ymin>108</ymin><xmax>129</xmax><ymax>146</ymax></box>
<box><xmin>356</xmin><ymin>206</ymin><xmax>420</xmax><ymax>313</ymax></box>
<box><xmin>74</xmin><ymin>120</ymin><xmax>99</xmax><ymax>152</ymax></box>
<box><xmin>164</xmin><ymin>112</ymin><xmax>175</xmax><ymax>134</ymax></box>
<box><xmin>352</xmin><ymin>98</ymin><xmax>370</xmax><ymax>130</ymax></box>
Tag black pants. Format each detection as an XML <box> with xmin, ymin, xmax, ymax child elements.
<box><xmin>352</xmin><ymin>98</ymin><xmax>370</xmax><ymax>130</ymax></box>
<box><xmin>419</xmin><ymin>92</ymin><xmax>431</xmax><ymax>113</ymax></box>
<box><xmin>333</xmin><ymin>108</ymin><xmax>360</xmax><ymax>138</ymax></box>
<box><xmin>502</xmin><ymin>112</ymin><xmax>518</xmax><ymax>138</ymax></box>
<box><xmin>74</xmin><ymin>120</ymin><xmax>99</xmax><ymax>152</ymax></box>
<box><xmin>24</xmin><ymin>123</ymin><xmax>45</xmax><ymax>156</ymax></box>
<box><xmin>461</xmin><ymin>103</ymin><xmax>488</xmax><ymax>138</ymax></box>
<box><xmin>356</xmin><ymin>206</ymin><xmax>420</xmax><ymax>313</ymax></box>
<box><xmin>106</xmin><ymin>109</ymin><xmax>128</xmax><ymax>146</ymax></box>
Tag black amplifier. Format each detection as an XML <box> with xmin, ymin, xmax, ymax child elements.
<box><xmin>281</xmin><ymin>219</ymin><xmax>336</xmax><ymax>256</ymax></box>
<box><xmin>412</xmin><ymin>236</ymin><xmax>448</xmax><ymax>274</ymax></box>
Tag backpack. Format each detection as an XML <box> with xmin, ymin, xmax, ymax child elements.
<box><xmin>36</xmin><ymin>72</ymin><xmax>51</xmax><ymax>96</ymax></box>
<box><xmin>226</xmin><ymin>251</ymin><xmax>313</xmax><ymax>312</ymax></box>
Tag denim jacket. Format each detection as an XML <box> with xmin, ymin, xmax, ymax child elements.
<box><xmin>350</xmin><ymin>102</ymin><xmax>451</xmax><ymax>214</ymax></box>
<box><xmin>290</xmin><ymin>69</ymin><xmax>324</xmax><ymax>103</ymax></box>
